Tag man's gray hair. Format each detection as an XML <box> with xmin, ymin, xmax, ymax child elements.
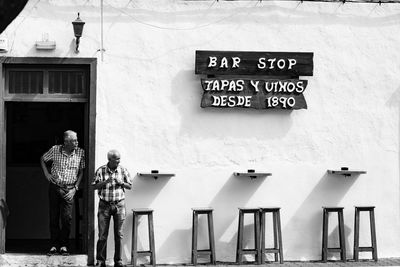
<box><xmin>107</xmin><ymin>149</ymin><xmax>120</xmax><ymax>160</ymax></box>
<box><xmin>64</xmin><ymin>130</ymin><xmax>77</xmax><ymax>140</ymax></box>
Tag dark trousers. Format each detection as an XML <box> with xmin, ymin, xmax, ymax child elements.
<box><xmin>49</xmin><ymin>183</ymin><xmax>74</xmax><ymax>248</ymax></box>
<box><xmin>96</xmin><ymin>199</ymin><xmax>126</xmax><ymax>264</ymax></box>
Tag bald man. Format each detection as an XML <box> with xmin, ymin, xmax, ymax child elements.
<box><xmin>40</xmin><ymin>130</ymin><xmax>85</xmax><ymax>256</ymax></box>
<box><xmin>92</xmin><ymin>150</ymin><xmax>132</xmax><ymax>267</ymax></box>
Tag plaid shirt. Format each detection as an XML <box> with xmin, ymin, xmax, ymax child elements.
<box><xmin>42</xmin><ymin>145</ymin><xmax>85</xmax><ymax>186</ymax></box>
<box><xmin>93</xmin><ymin>164</ymin><xmax>132</xmax><ymax>202</ymax></box>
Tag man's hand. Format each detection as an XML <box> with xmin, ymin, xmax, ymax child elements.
<box><xmin>65</xmin><ymin>188</ymin><xmax>76</xmax><ymax>201</ymax></box>
<box><xmin>114</xmin><ymin>177</ymin><xmax>124</xmax><ymax>186</ymax></box>
<box><xmin>45</xmin><ymin>173</ymin><xmax>56</xmax><ymax>184</ymax></box>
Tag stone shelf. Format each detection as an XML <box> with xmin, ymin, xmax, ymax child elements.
<box><xmin>137</xmin><ymin>171</ymin><xmax>175</xmax><ymax>179</ymax></box>
<box><xmin>327</xmin><ymin>169</ymin><xmax>367</xmax><ymax>177</ymax></box>
<box><xmin>234</xmin><ymin>170</ymin><xmax>272</xmax><ymax>179</ymax></box>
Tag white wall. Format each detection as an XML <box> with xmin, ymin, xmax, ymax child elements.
<box><xmin>2</xmin><ymin>0</ymin><xmax>400</xmax><ymax>263</ymax></box>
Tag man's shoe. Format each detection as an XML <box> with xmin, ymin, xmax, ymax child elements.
<box><xmin>96</xmin><ymin>261</ymin><xmax>106</xmax><ymax>267</ymax></box>
<box><xmin>47</xmin><ymin>247</ymin><xmax>57</xmax><ymax>256</ymax></box>
<box><xmin>60</xmin><ymin>246</ymin><xmax>69</xmax><ymax>256</ymax></box>
<box><xmin>114</xmin><ymin>262</ymin><xmax>125</xmax><ymax>267</ymax></box>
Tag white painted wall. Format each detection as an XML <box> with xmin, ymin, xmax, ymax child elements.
<box><xmin>2</xmin><ymin>0</ymin><xmax>400</xmax><ymax>264</ymax></box>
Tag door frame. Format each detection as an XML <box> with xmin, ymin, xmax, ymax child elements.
<box><xmin>0</xmin><ymin>57</ymin><xmax>97</xmax><ymax>265</ymax></box>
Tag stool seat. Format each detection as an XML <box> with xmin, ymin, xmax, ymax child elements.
<box><xmin>132</xmin><ymin>208</ymin><xmax>153</xmax><ymax>214</ymax></box>
<box><xmin>260</xmin><ymin>207</ymin><xmax>281</xmax><ymax>211</ymax></box>
<box><xmin>239</xmin><ymin>207</ymin><xmax>261</xmax><ymax>212</ymax></box>
<box><xmin>192</xmin><ymin>207</ymin><xmax>214</xmax><ymax>212</ymax></box>
<box><xmin>321</xmin><ymin>207</ymin><xmax>346</xmax><ymax>262</ymax></box>
<box><xmin>354</xmin><ymin>206</ymin><xmax>375</xmax><ymax>211</ymax></box>
<box><xmin>322</xmin><ymin>207</ymin><xmax>344</xmax><ymax>211</ymax></box>
<box><xmin>131</xmin><ymin>209</ymin><xmax>156</xmax><ymax>267</ymax></box>
<box><xmin>354</xmin><ymin>206</ymin><xmax>377</xmax><ymax>261</ymax></box>
<box><xmin>259</xmin><ymin>207</ymin><xmax>283</xmax><ymax>264</ymax></box>
<box><xmin>236</xmin><ymin>208</ymin><xmax>261</xmax><ymax>264</ymax></box>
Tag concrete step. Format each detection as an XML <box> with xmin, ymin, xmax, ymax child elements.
<box><xmin>0</xmin><ymin>253</ymin><xmax>87</xmax><ymax>266</ymax></box>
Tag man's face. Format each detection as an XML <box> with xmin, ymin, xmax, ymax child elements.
<box><xmin>64</xmin><ymin>134</ymin><xmax>78</xmax><ymax>151</ymax></box>
<box><xmin>108</xmin><ymin>153</ymin><xmax>121</xmax><ymax>169</ymax></box>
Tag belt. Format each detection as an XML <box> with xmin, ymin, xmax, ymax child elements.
<box><xmin>53</xmin><ymin>183</ymin><xmax>75</xmax><ymax>189</ymax></box>
<box><xmin>100</xmin><ymin>198</ymin><xmax>124</xmax><ymax>205</ymax></box>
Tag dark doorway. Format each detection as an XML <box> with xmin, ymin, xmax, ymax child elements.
<box><xmin>5</xmin><ymin>102</ymin><xmax>85</xmax><ymax>254</ymax></box>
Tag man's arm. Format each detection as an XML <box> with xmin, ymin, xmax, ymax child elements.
<box><xmin>40</xmin><ymin>156</ymin><xmax>55</xmax><ymax>183</ymax></box>
<box><xmin>119</xmin><ymin>180</ymin><xmax>132</xmax><ymax>190</ymax></box>
<box><xmin>75</xmin><ymin>168</ymin><xmax>84</xmax><ymax>190</ymax></box>
<box><xmin>92</xmin><ymin>177</ymin><xmax>112</xmax><ymax>190</ymax></box>
<box><xmin>119</xmin><ymin>168</ymin><xmax>132</xmax><ymax>190</ymax></box>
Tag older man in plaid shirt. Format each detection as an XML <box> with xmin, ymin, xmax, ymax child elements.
<box><xmin>93</xmin><ymin>150</ymin><xmax>132</xmax><ymax>267</ymax></box>
<box><xmin>40</xmin><ymin>130</ymin><xmax>85</xmax><ymax>256</ymax></box>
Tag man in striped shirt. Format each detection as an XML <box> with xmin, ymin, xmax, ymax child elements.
<box><xmin>93</xmin><ymin>150</ymin><xmax>132</xmax><ymax>267</ymax></box>
<box><xmin>40</xmin><ymin>130</ymin><xmax>85</xmax><ymax>256</ymax></box>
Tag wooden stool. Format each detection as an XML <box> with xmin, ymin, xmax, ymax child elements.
<box><xmin>321</xmin><ymin>207</ymin><xmax>346</xmax><ymax>262</ymax></box>
<box><xmin>236</xmin><ymin>208</ymin><xmax>261</xmax><ymax>264</ymax></box>
<box><xmin>259</xmin><ymin>207</ymin><xmax>283</xmax><ymax>264</ymax></box>
<box><xmin>131</xmin><ymin>209</ymin><xmax>156</xmax><ymax>267</ymax></box>
<box><xmin>191</xmin><ymin>208</ymin><xmax>216</xmax><ymax>265</ymax></box>
<box><xmin>354</xmin><ymin>206</ymin><xmax>377</xmax><ymax>261</ymax></box>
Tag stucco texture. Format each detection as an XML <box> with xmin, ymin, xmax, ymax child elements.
<box><xmin>2</xmin><ymin>0</ymin><xmax>400</xmax><ymax>264</ymax></box>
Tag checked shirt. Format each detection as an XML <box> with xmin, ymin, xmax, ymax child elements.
<box><xmin>42</xmin><ymin>145</ymin><xmax>85</xmax><ymax>186</ymax></box>
<box><xmin>93</xmin><ymin>164</ymin><xmax>132</xmax><ymax>202</ymax></box>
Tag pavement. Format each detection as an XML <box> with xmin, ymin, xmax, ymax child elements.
<box><xmin>2</xmin><ymin>256</ymin><xmax>400</xmax><ymax>266</ymax></box>
<box><xmin>154</xmin><ymin>259</ymin><xmax>400</xmax><ymax>267</ymax></box>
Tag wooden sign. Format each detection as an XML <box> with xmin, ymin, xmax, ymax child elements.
<box><xmin>195</xmin><ymin>50</ymin><xmax>314</xmax><ymax>76</ymax></box>
<box><xmin>201</xmin><ymin>78</ymin><xmax>308</xmax><ymax>109</ymax></box>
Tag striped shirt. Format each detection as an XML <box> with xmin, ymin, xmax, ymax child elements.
<box><xmin>42</xmin><ymin>145</ymin><xmax>85</xmax><ymax>186</ymax></box>
<box><xmin>93</xmin><ymin>164</ymin><xmax>132</xmax><ymax>202</ymax></box>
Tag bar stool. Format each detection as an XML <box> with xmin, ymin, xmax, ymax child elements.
<box><xmin>131</xmin><ymin>208</ymin><xmax>156</xmax><ymax>267</ymax></box>
<box><xmin>321</xmin><ymin>207</ymin><xmax>346</xmax><ymax>262</ymax></box>
<box><xmin>236</xmin><ymin>208</ymin><xmax>261</xmax><ymax>264</ymax></box>
<box><xmin>354</xmin><ymin>206</ymin><xmax>377</xmax><ymax>261</ymax></box>
<box><xmin>259</xmin><ymin>207</ymin><xmax>283</xmax><ymax>264</ymax></box>
<box><xmin>191</xmin><ymin>208</ymin><xmax>216</xmax><ymax>265</ymax></box>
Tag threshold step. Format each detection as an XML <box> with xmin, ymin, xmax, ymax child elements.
<box><xmin>0</xmin><ymin>253</ymin><xmax>87</xmax><ymax>266</ymax></box>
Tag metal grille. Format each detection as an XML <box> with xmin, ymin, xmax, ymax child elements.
<box><xmin>8</xmin><ymin>71</ymin><xmax>43</xmax><ymax>94</ymax></box>
<box><xmin>49</xmin><ymin>71</ymin><xmax>86</xmax><ymax>94</ymax></box>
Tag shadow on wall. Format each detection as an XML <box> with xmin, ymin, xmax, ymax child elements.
<box><xmin>171</xmin><ymin>70</ymin><xmax>293</xmax><ymax>139</ymax></box>
<box><xmin>283</xmin><ymin>173</ymin><xmax>357</xmax><ymax>260</ymax></box>
<box><xmin>119</xmin><ymin>174</ymin><xmax>171</xmax><ymax>263</ymax></box>
<box><xmin>209</xmin><ymin>174</ymin><xmax>266</xmax><ymax>261</ymax></box>
<box><xmin>386</xmin><ymin>85</ymin><xmax>400</xmax><ymax>248</ymax></box>
<box><xmin>153</xmin><ymin>174</ymin><xmax>266</xmax><ymax>263</ymax></box>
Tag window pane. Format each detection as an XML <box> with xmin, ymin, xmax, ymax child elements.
<box><xmin>9</xmin><ymin>71</ymin><xmax>43</xmax><ymax>94</ymax></box>
<box><xmin>49</xmin><ymin>71</ymin><xmax>86</xmax><ymax>94</ymax></box>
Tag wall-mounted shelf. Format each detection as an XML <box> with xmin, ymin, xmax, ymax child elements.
<box><xmin>327</xmin><ymin>169</ymin><xmax>367</xmax><ymax>177</ymax></box>
<box><xmin>234</xmin><ymin>170</ymin><xmax>272</xmax><ymax>179</ymax></box>
<box><xmin>137</xmin><ymin>171</ymin><xmax>175</xmax><ymax>179</ymax></box>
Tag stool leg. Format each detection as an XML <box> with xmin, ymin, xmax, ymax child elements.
<box><xmin>260</xmin><ymin>212</ymin><xmax>265</xmax><ymax>264</ymax></box>
<box><xmin>191</xmin><ymin>212</ymin><xmax>198</xmax><ymax>265</ymax></box>
<box><xmin>148</xmin><ymin>213</ymin><xmax>156</xmax><ymax>266</ymax></box>
<box><xmin>338</xmin><ymin>211</ymin><xmax>346</xmax><ymax>262</ymax></box>
<box><xmin>322</xmin><ymin>210</ymin><xmax>328</xmax><ymax>262</ymax></box>
<box><xmin>354</xmin><ymin>209</ymin><xmax>360</xmax><ymax>261</ymax></box>
<box><xmin>276</xmin><ymin>210</ymin><xmax>283</xmax><ymax>264</ymax></box>
<box><xmin>236</xmin><ymin>210</ymin><xmax>244</xmax><ymax>264</ymax></box>
<box><xmin>131</xmin><ymin>214</ymin><xmax>138</xmax><ymax>267</ymax></box>
<box><xmin>370</xmin><ymin>209</ymin><xmax>378</xmax><ymax>261</ymax></box>
<box><xmin>255</xmin><ymin>211</ymin><xmax>261</xmax><ymax>265</ymax></box>
<box><xmin>208</xmin><ymin>212</ymin><xmax>216</xmax><ymax>264</ymax></box>
<box><xmin>272</xmin><ymin>212</ymin><xmax>278</xmax><ymax>262</ymax></box>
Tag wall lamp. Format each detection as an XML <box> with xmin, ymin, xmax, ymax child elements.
<box><xmin>72</xmin><ymin>13</ymin><xmax>85</xmax><ymax>53</ymax></box>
